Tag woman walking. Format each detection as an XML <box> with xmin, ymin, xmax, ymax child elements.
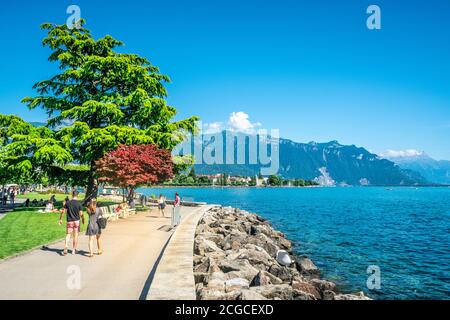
<box><xmin>158</xmin><ymin>194</ymin><xmax>166</xmax><ymax>217</ymax></box>
<box><xmin>86</xmin><ymin>199</ymin><xmax>103</xmax><ymax>258</ymax></box>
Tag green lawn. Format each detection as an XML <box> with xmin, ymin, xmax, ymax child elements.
<box><xmin>0</xmin><ymin>193</ymin><xmax>120</xmax><ymax>260</ymax></box>
<box><xmin>0</xmin><ymin>207</ymin><xmax>87</xmax><ymax>259</ymax></box>
<box><xmin>16</xmin><ymin>192</ymin><xmax>84</xmax><ymax>202</ymax></box>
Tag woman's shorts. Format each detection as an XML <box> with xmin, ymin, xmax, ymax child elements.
<box><xmin>67</xmin><ymin>220</ymin><xmax>80</xmax><ymax>233</ymax></box>
<box><xmin>158</xmin><ymin>203</ymin><xmax>166</xmax><ymax>209</ymax></box>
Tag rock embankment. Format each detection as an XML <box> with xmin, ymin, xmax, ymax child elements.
<box><xmin>193</xmin><ymin>206</ymin><xmax>370</xmax><ymax>300</ymax></box>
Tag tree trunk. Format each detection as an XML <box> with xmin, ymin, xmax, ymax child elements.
<box><xmin>127</xmin><ymin>187</ymin><xmax>135</xmax><ymax>208</ymax></box>
<box><xmin>84</xmin><ymin>168</ymin><xmax>98</xmax><ymax>206</ymax></box>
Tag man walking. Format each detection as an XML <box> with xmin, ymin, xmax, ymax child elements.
<box><xmin>9</xmin><ymin>188</ymin><xmax>15</xmax><ymax>209</ymax></box>
<box><xmin>59</xmin><ymin>191</ymin><xmax>84</xmax><ymax>255</ymax></box>
<box><xmin>2</xmin><ymin>189</ymin><xmax>7</xmax><ymax>206</ymax></box>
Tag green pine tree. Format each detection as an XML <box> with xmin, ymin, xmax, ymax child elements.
<box><xmin>21</xmin><ymin>20</ymin><xmax>199</xmax><ymax>201</ymax></box>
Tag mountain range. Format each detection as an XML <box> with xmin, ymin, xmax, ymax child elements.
<box><xmin>192</xmin><ymin>132</ymin><xmax>431</xmax><ymax>186</ymax></box>
<box><xmin>382</xmin><ymin>152</ymin><xmax>450</xmax><ymax>185</ymax></box>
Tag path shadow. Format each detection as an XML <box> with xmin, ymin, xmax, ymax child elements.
<box><xmin>41</xmin><ymin>246</ymin><xmax>65</xmax><ymax>256</ymax></box>
<box><xmin>139</xmin><ymin>233</ymin><xmax>173</xmax><ymax>300</ymax></box>
<box><xmin>157</xmin><ymin>225</ymin><xmax>173</xmax><ymax>232</ymax></box>
<box><xmin>41</xmin><ymin>246</ymin><xmax>90</xmax><ymax>257</ymax></box>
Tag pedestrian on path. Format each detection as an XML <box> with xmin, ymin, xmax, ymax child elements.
<box><xmin>9</xmin><ymin>188</ymin><xmax>15</xmax><ymax>208</ymax></box>
<box><xmin>158</xmin><ymin>194</ymin><xmax>166</xmax><ymax>217</ymax></box>
<box><xmin>59</xmin><ymin>191</ymin><xmax>84</xmax><ymax>256</ymax></box>
<box><xmin>85</xmin><ymin>198</ymin><xmax>103</xmax><ymax>258</ymax></box>
<box><xmin>171</xmin><ymin>192</ymin><xmax>181</xmax><ymax>227</ymax></box>
<box><xmin>174</xmin><ymin>192</ymin><xmax>181</xmax><ymax>207</ymax></box>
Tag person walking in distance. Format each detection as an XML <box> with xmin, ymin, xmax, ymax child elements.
<box><xmin>174</xmin><ymin>192</ymin><xmax>181</xmax><ymax>208</ymax></box>
<box><xmin>9</xmin><ymin>187</ymin><xmax>15</xmax><ymax>209</ymax></box>
<box><xmin>59</xmin><ymin>191</ymin><xmax>84</xmax><ymax>255</ymax></box>
<box><xmin>158</xmin><ymin>194</ymin><xmax>166</xmax><ymax>217</ymax></box>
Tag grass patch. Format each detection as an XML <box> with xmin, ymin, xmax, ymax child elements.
<box><xmin>0</xmin><ymin>207</ymin><xmax>87</xmax><ymax>259</ymax></box>
<box><xmin>16</xmin><ymin>192</ymin><xmax>83</xmax><ymax>202</ymax></box>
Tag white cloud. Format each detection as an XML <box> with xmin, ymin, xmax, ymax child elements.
<box><xmin>203</xmin><ymin>122</ymin><xmax>223</xmax><ymax>134</ymax></box>
<box><xmin>227</xmin><ymin>111</ymin><xmax>261</xmax><ymax>133</ymax></box>
<box><xmin>380</xmin><ymin>149</ymin><xmax>425</xmax><ymax>158</ymax></box>
<box><xmin>203</xmin><ymin>112</ymin><xmax>262</xmax><ymax>134</ymax></box>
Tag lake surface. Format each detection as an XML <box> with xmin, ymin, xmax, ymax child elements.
<box><xmin>139</xmin><ymin>186</ymin><xmax>450</xmax><ymax>300</ymax></box>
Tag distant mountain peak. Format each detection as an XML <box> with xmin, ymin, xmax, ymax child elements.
<box><xmin>381</xmin><ymin>150</ymin><xmax>450</xmax><ymax>184</ymax></box>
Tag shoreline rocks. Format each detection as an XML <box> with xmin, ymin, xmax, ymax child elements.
<box><xmin>194</xmin><ymin>206</ymin><xmax>371</xmax><ymax>300</ymax></box>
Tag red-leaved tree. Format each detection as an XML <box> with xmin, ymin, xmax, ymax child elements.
<box><xmin>95</xmin><ymin>144</ymin><xmax>174</xmax><ymax>201</ymax></box>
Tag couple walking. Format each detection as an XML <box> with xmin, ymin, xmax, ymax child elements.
<box><xmin>157</xmin><ymin>192</ymin><xmax>180</xmax><ymax>217</ymax></box>
<box><xmin>58</xmin><ymin>191</ymin><xmax>104</xmax><ymax>258</ymax></box>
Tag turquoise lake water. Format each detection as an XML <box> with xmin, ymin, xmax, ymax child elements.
<box><xmin>139</xmin><ymin>186</ymin><xmax>450</xmax><ymax>300</ymax></box>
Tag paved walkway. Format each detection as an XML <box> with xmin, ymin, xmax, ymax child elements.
<box><xmin>0</xmin><ymin>205</ymin><xmax>198</xmax><ymax>300</ymax></box>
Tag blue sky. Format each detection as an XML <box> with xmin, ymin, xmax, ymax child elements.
<box><xmin>0</xmin><ymin>0</ymin><xmax>449</xmax><ymax>159</ymax></box>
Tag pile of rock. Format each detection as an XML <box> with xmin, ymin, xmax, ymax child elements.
<box><xmin>193</xmin><ymin>206</ymin><xmax>370</xmax><ymax>300</ymax></box>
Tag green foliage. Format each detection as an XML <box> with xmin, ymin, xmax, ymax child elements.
<box><xmin>172</xmin><ymin>154</ymin><xmax>195</xmax><ymax>175</ymax></box>
<box><xmin>188</xmin><ymin>167</ymin><xmax>197</xmax><ymax>179</ymax></box>
<box><xmin>249</xmin><ymin>176</ymin><xmax>257</xmax><ymax>186</ymax></box>
<box><xmin>268</xmin><ymin>175</ymin><xmax>282</xmax><ymax>186</ymax></box>
<box><xmin>0</xmin><ymin>115</ymin><xmax>72</xmax><ymax>184</ymax></box>
<box><xmin>47</xmin><ymin>164</ymin><xmax>90</xmax><ymax>187</ymax></box>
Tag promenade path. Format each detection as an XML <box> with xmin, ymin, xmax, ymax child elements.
<box><xmin>0</xmin><ymin>205</ymin><xmax>200</xmax><ymax>300</ymax></box>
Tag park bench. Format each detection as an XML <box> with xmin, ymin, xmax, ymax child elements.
<box><xmin>99</xmin><ymin>205</ymin><xmax>116</xmax><ymax>221</ymax></box>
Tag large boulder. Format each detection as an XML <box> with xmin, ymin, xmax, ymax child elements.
<box><xmin>323</xmin><ymin>290</ymin><xmax>336</xmax><ymax>300</ymax></box>
<box><xmin>334</xmin><ymin>292</ymin><xmax>371</xmax><ymax>300</ymax></box>
<box><xmin>250</xmin><ymin>284</ymin><xmax>316</xmax><ymax>300</ymax></box>
<box><xmin>218</xmin><ymin>259</ymin><xmax>260</xmax><ymax>282</ymax></box>
<box><xmin>251</xmin><ymin>270</ymin><xmax>283</xmax><ymax>286</ymax></box>
<box><xmin>193</xmin><ymin>255</ymin><xmax>204</xmax><ymax>266</ymax></box>
<box><xmin>194</xmin><ymin>237</ymin><xmax>223</xmax><ymax>255</ymax></box>
<box><xmin>203</xmin><ymin>250</ymin><xmax>226</xmax><ymax>261</ymax></box>
<box><xmin>310</xmin><ymin>278</ymin><xmax>337</xmax><ymax>293</ymax></box>
<box><xmin>296</xmin><ymin>258</ymin><xmax>320</xmax><ymax>278</ymax></box>
<box><xmin>199</xmin><ymin>289</ymin><xmax>241</xmax><ymax>300</ymax></box>
<box><xmin>194</xmin><ymin>257</ymin><xmax>210</xmax><ymax>273</ymax></box>
<box><xmin>247</xmin><ymin>233</ymin><xmax>280</xmax><ymax>257</ymax></box>
<box><xmin>194</xmin><ymin>272</ymin><xmax>209</xmax><ymax>285</ymax></box>
<box><xmin>225</xmin><ymin>278</ymin><xmax>250</xmax><ymax>293</ymax></box>
<box><xmin>202</xmin><ymin>232</ymin><xmax>225</xmax><ymax>245</ymax></box>
<box><xmin>291</xmin><ymin>279</ymin><xmax>321</xmax><ymax>299</ymax></box>
<box><xmin>236</xmin><ymin>248</ymin><xmax>273</xmax><ymax>269</ymax></box>
<box><xmin>238</xmin><ymin>289</ymin><xmax>268</xmax><ymax>300</ymax></box>
<box><xmin>268</xmin><ymin>263</ymin><xmax>299</xmax><ymax>282</ymax></box>
<box><xmin>250</xmin><ymin>224</ymin><xmax>275</xmax><ymax>237</ymax></box>
<box><xmin>220</xmin><ymin>230</ymin><xmax>249</xmax><ymax>249</ymax></box>
<box><xmin>274</xmin><ymin>236</ymin><xmax>292</xmax><ymax>250</ymax></box>
<box><xmin>206</xmin><ymin>278</ymin><xmax>225</xmax><ymax>291</ymax></box>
